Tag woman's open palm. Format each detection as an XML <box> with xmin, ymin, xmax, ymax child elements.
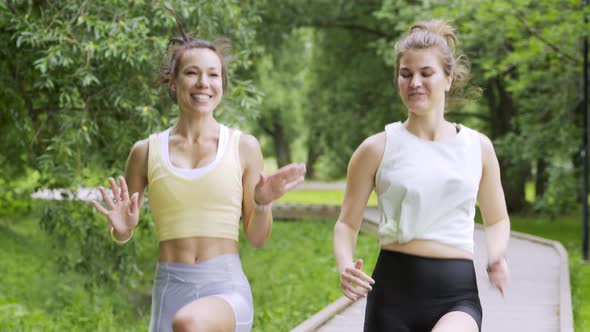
<box><xmin>254</xmin><ymin>163</ymin><xmax>306</xmax><ymax>204</ymax></box>
<box><xmin>92</xmin><ymin>176</ymin><xmax>139</xmax><ymax>234</ymax></box>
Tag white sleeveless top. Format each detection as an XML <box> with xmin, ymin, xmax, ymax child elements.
<box><xmin>374</xmin><ymin>121</ymin><xmax>482</xmax><ymax>254</ymax></box>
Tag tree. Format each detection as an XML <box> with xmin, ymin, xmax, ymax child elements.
<box><xmin>0</xmin><ymin>0</ymin><xmax>262</xmax><ymax>187</ymax></box>
<box><xmin>251</xmin><ymin>28</ymin><xmax>312</xmax><ymax>168</ymax></box>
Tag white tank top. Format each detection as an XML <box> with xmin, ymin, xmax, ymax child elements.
<box><xmin>374</xmin><ymin>121</ymin><xmax>482</xmax><ymax>254</ymax></box>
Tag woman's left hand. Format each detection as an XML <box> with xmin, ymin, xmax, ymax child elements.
<box><xmin>487</xmin><ymin>256</ymin><xmax>509</xmax><ymax>296</ymax></box>
<box><xmin>254</xmin><ymin>163</ymin><xmax>306</xmax><ymax>205</ymax></box>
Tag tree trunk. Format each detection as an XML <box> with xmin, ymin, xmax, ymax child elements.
<box><xmin>304</xmin><ymin>127</ymin><xmax>323</xmax><ymax>180</ymax></box>
<box><xmin>486</xmin><ymin>76</ymin><xmax>529</xmax><ymax>212</ymax></box>
<box><xmin>258</xmin><ymin>109</ymin><xmax>293</xmax><ymax>169</ymax></box>
<box><xmin>535</xmin><ymin>158</ymin><xmax>548</xmax><ymax>200</ymax></box>
<box><xmin>271</xmin><ymin>116</ymin><xmax>292</xmax><ymax>168</ymax></box>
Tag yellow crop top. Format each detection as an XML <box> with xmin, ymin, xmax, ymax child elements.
<box><xmin>147</xmin><ymin>126</ymin><xmax>243</xmax><ymax>242</ymax></box>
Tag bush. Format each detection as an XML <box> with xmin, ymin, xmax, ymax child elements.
<box><xmin>37</xmin><ymin>200</ymin><xmax>153</xmax><ymax>288</ymax></box>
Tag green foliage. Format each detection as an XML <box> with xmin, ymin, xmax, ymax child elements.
<box><xmin>0</xmin><ymin>210</ymin><xmax>147</xmax><ymax>332</ymax></box>
<box><xmin>37</xmin><ymin>199</ymin><xmax>154</xmax><ymax>288</ymax></box>
<box><xmin>531</xmin><ymin>162</ymin><xmax>581</xmax><ymax>216</ymax></box>
<box><xmin>1</xmin><ymin>0</ymin><xmax>262</xmax><ymax>187</ymax></box>
<box><xmin>250</xmin><ymin>0</ymin><xmax>590</xmax><ymax>211</ymax></box>
<box><xmin>0</xmin><ymin>169</ymin><xmax>40</xmax><ymax>218</ymax></box>
<box><xmin>444</xmin><ymin>0</ymin><xmax>587</xmax><ymax>212</ymax></box>
<box><xmin>249</xmin><ymin>28</ymin><xmax>311</xmax><ymax>167</ymax></box>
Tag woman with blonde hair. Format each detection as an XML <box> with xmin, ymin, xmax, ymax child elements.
<box><xmin>333</xmin><ymin>20</ymin><xmax>510</xmax><ymax>332</ymax></box>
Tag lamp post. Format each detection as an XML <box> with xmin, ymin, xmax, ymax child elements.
<box><xmin>583</xmin><ymin>0</ymin><xmax>588</xmax><ymax>262</ymax></box>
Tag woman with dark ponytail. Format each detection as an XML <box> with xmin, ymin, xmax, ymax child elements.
<box><xmin>334</xmin><ymin>20</ymin><xmax>510</xmax><ymax>332</ymax></box>
<box><xmin>92</xmin><ymin>4</ymin><xmax>306</xmax><ymax>331</ymax></box>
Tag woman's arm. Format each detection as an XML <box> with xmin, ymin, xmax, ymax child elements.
<box><xmin>334</xmin><ymin>132</ymin><xmax>384</xmax><ymax>300</ymax></box>
<box><xmin>240</xmin><ymin>133</ymin><xmax>305</xmax><ymax>248</ymax></box>
<box><xmin>477</xmin><ymin>133</ymin><xmax>510</xmax><ymax>294</ymax></box>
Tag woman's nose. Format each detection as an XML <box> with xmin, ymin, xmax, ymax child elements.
<box><xmin>410</xmin><ymin>75</ymin><xmax>422</xmax><ymax>88</ymax></box>
<box><xmin>197</xmin><ymin>74</ymin><xmax>208</xmax><ymax>87</ymax></box>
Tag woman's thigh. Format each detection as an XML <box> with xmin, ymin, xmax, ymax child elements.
<box><xmin>149</xmin><ymin>256</ymin><xmax>253</xmax><ymax>332</ymax></box>
<box><xmin>432</xmin><ymin>311</ymin><xmax>479</xmax><ymax>332</ymax></box>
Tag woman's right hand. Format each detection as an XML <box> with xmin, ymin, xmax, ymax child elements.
<box><xmin>91</xmin><ymin>176</ymin><xmax>139</xmax><ymax>238</ymax></box>
<box><xmin>339</xmin><ymin>259</ymin><xmax>375</xmax><ymax>301</ymax></box>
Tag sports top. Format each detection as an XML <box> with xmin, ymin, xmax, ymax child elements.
<box><xmin>374</xmin><ymin>121</ymin><xmax>482</xmax><ymax>254</ymax></box>
<box><xmin>147</xmin><ymin>125</ymin><xmax>243</xmax><ymax>242</ymax></box>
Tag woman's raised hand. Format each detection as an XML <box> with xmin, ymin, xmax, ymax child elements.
<box><xmin>253</xmin><ymin>163</ymin><xmax>306</xmax><ymax>205</ymax></box>
<box><xmin>92</xmin><ymin>176</ymin><xmax>139</xmax><ymax>236</ymax></box>
<box><xmin>339</xmin><ymin>258</ymin><xmax>375</xmax><ymax>301</ymax></box>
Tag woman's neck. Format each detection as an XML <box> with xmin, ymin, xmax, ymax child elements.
<box><xmin>172</xmin><ymin>112</ymin><xmax>219</xmax><ymax>143</ymax></box>
<box><xmin>404</xmin><ymin>113</ymin><xmax>453</xmax><ymax>141</ymax></box>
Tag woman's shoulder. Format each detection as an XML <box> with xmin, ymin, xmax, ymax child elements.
<box><xmin>459</xmin><ymin>125</ymin><xmax>494</xmax><ymax>151</ymax></box>
<box><xmin>354</xmin><ymin>131</ymin><xmax>386</xmax><ymax>162</ymax></box>
<box><xmin>231</xmin><ymin>127</ymin><xmax>258</xmax><ymax>150</ymax></box>
<box><xmin>128</xmin><ymin>138</ymin><xmax>150</xmax><ymax>163</ymax></box>
<box><xmin>230</xmin><ymin>127</ymin><xmax>262</xmax><ymax>164</ymax></box>
<box><xmin>131</xmin><ymin>138</ymin><xmax>150</xmax><ymax>153</ymax></box>
<box><xmin>362</xmin><ymin>131</ymin><xmax>387</xmax><ymax>148</ymax></box>
<box><xmin>458</xmin><ymin>125</ymin><xmax>497</xmax><ymax>162</ymax></box>
<box><xmin>457</xmin><ymin>124</ymin><xmax>493</xmax><ymax>147</ymax></box>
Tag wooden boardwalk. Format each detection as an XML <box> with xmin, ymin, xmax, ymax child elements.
<box><xmin>290</xmin><ymin>207</ymin><xmax>573</xmax><ymax>332</ymax></box>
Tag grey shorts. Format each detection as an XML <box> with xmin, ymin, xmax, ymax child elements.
<box><xmin>148</xmin><ymin>254</ymin><xmax>253</xmax><ymax>332</ymax></box>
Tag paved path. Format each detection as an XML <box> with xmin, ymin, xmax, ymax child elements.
<box><xmin>291</xmin><ymin>208</ymin><xmax>573</xmax><ymax>332</ymax></box>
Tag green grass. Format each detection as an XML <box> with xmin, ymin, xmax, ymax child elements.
<box><xmin>277</xmin><ymin>189</ymin><xmax>379</xmax><ymax>207</ymax></box>
<box><xmin>239</xmin><ymin>220</ymin><xmax>379</xmax><ymax>331</ymax></box>
<box><xmin>0</xmin><ymin>213</ymin><xmax>147</xmax><ymax>332</ymax></box>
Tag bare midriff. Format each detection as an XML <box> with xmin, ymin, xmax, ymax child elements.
<box><xmin>381</xmin><ymin>239</ymin><xmax>473</xmax><ymax>260</ymax></box>
<box><xmin>158</xmin><ymin>237</ymin><xmax>239</xmax><ymax>264</ymax></box>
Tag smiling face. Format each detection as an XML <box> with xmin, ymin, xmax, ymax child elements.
<box><xmin>397</xmin><ymin>48</ymin><xmax>452</xmax><ymax>115</ymax></box>
<box><xmin>170</xmin><ymin>48</ymin><xmax>223</xmax><ymax>115</ymax></box>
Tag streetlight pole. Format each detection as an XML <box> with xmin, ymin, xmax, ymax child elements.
<box><xmin>583</xmin><ymin>0</ymin><xmax>589</xmax><ymax>262</ymax></box>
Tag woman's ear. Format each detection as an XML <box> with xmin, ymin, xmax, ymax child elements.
<box><xmin>446</xmin><ymin>73</ymin><xmax>454</xmax><ymax>92</ymax></box>
<box><xmin>169</xmin><ymin>75</ymin><xmax>176</xmax><ymax>93</ymax></box>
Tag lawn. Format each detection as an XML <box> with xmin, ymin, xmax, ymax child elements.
<box><xmin>276</xmin><ymin>189</ymin><xmax>378</xmax><ymax>207</ymax></box>
<box><xmin>0</xmin><ymin>211</ymin><xmax>144</xmax><ymax>332</ymax></box>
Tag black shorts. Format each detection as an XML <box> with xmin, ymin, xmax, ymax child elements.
<box><xmin>364</xmin><ymin>250</ymin><xmax>482</xmax><ymax>332</ymax></box>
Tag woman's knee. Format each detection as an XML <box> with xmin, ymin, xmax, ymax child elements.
<box><xmin>431</xmin><ymin>311</ymin><xmax>479</xmax><ymax>332</ymax></box>
<box><xmin>172</xmin><ymin>312</ymin><xmax>220</xmax><ymax>332</ymax></box>
<box><xmin>171</xmin><ymin>298</ymin><xmax>235</xmax><ymax>332</ymax></box>
<box><xmin>172</xmin><ymin>308</ymin><xmax>202</xmax><ymax>332</ymax></box>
